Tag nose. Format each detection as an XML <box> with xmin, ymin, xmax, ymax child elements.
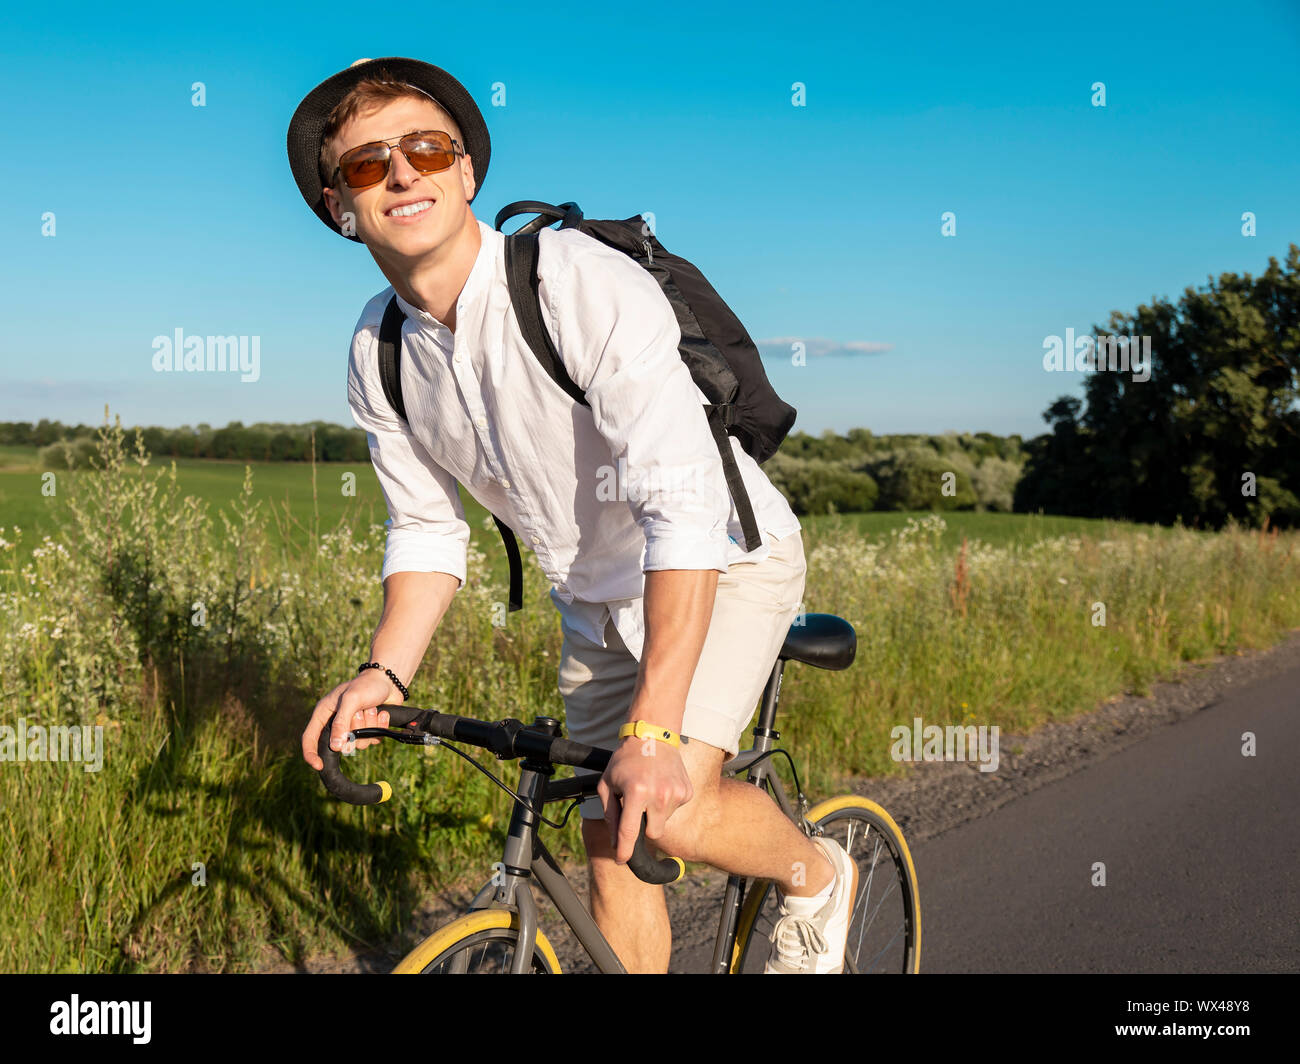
<box><xmin>386</xmin><ymin>145</ymin><xmax>424</xmax><ymax>187</ymax></box>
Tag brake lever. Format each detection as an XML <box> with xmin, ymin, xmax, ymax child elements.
<box><xmin>349</xmin><ymin>726</ymin><xmax>440</xmax><ymax>747</ymax></box>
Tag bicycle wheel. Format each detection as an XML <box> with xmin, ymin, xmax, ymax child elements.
<box><xmin>392</xmin><ymin>909</ymin><xmax>563</xmax><ymax>974</ymax></box>
<box><xmin>732</xmin><ymin>796</ymin><xmax>921</xmax><ymax>973</ymax></box>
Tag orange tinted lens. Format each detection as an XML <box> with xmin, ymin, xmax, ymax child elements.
<box><xmin>401</xmin><ymin>132</ymin><xmax>456</xmax><ymax>173</ymax></box>
<box><xmin>340</xmin><ymin>145</ymin><xmax>390</xmax><ymax>188</ymax></box>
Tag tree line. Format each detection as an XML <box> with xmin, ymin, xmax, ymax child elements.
<box><xmin>1016</xmin><ymin>243</ymin><xmax>1300</xmax><ymax>528</ymax></box>
<box><xmin>765</xmin><ymin>429</ymin><xmax>1025</xmax><ymax>514</ymax></box>
<box><xmin>5</xmin><ymin>420</ymin><xmax>370</xmax><ymax>465</ymax></box>
<box><xmin>10</xmin><ymin>416</ymin><xmax>1028</xmax><ymax>517</ymax></box>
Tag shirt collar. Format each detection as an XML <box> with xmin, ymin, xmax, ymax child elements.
<box><xmin>394</xmin><ymin>219</ymin><xmax>502</xmax><ymax>329</ymax></box>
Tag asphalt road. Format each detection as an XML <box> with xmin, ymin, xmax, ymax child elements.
<box><xmin>908</xmin><ymin>659</ymin><xmax>1299</xmax><ymax>973</ymax></box>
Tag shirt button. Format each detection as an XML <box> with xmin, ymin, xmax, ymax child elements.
<box><xmin>454</xmin><ymin>354</ymin><xmax>464</xmax><ymax>364</ymax></box>
<box><xmin>530</xmin><ymin>535</ymin><xmax>540</xmax><ymax>545</ymax></box>
<box><xmin>475</xmin><ymin>416</ymin><xmax>487</xmax><ymax>428</ymax></box>
<box><xmin>499</xmin><ymin>477</ymin><xmax>510</xmax><ymax>489</ymax></box>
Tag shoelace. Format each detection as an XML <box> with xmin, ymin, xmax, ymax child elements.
<box><xmin>771</xmin><ymin>913</ymin><xmax>828</xmax><ymax>971</ymax></box>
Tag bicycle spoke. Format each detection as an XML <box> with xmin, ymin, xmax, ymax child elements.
<box><xmin>843</xmin><ymin>826</ymin><xmax>907</xmax><ymax>971</ymax></box>
<box><xmin>861</xmin><ymin>878</ymin><xmax>898</xmax><ymax>931</ymax></box>
<box><xmin>852</xmin><ymin>872</ymin><xmax>897</xmax><ymax>961</ymax></box>
<box><xmin>854</xmin><ymin>837</ymin><xmax>885</xmax><ymax>924</ymax></box>
<box><xmin>861</xmin><ymin>922</ymin><xmax>906</xmax><ymax>972</ymax></box>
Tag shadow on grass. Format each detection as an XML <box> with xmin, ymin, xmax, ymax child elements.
<box><xmin>116</xmin><ymin>727</ymin><xmax>488</xmax><ymax>972</ymax></box>
<box><xmin>88</xmin><ymin>586</ymin><xmax>492</xmax><ymax>972</ymax></box>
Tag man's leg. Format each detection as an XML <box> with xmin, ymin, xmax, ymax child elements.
<box><xmin>578</xmin><ymin>738</ymin><xmax>834</xmax><ymax>974</ymax></box>
<box><xmin>568</xmin><ymin>533</ymin><xmax>833</xmax><ymax>970</ymax></box>
<box><xmin>581</xmin><ymin>819</ymin><xmax>671</xmax><ymax>973</ymax></box>
<box><xmin>656</xmin><ymin>738</ymin><xmax>835</xmax><ymax>893</ymax></box>
<box><xmin>647</xmin><ymin>532</ymin><xmax>832</xmax><ymax>890</ymax></box>
<box><xmin>558</xmin><ymin>616</ymin><xmax>675</xmax><ymax>972</ymax></box>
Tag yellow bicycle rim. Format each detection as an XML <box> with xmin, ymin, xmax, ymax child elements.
<box><xmin>392</xmin><ymin>908</ymin><xmax>563</xmax><ymax>974</ymax></box>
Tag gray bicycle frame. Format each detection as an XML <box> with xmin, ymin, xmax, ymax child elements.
<box><xmin>457</xmin><ymin>658</ymin><xmax>812</xmax><ymax>974</ymax></box>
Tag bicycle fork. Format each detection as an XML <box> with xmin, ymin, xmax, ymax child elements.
<box><xmin>462</xmin><ymin>721</ymin><xmax>559</xmax><ymax>974</ymax></box>
<box><xmin>468</xmin><ymin>716</ymin><xmax>629</xmax><ymax>974</ymax></box>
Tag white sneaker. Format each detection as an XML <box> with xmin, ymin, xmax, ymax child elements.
<box><xmin>763</xmin><ymin>836</ymin><xmax>859</xmax><ymax>973</ymax></box>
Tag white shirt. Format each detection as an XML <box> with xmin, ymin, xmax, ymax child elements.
<box><xmin>346</xmin><ymin>219</ymin><xmax>801</xmax><ymax>659</ymax></box>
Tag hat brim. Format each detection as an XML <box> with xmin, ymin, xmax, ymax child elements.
<box><xmin>287</xmin><ymin>57</ymin><xmax>490</xmax><ymax>242</ymax></box>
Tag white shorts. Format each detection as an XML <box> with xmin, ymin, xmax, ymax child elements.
<box><xmin>556</xmin><ymin>531</ymin><xmax>807</xmax><ymax>819</ymax></box>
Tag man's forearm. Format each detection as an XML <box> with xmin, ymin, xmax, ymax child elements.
<box><xmin>367</xmin><ymin>570</ymin><xmax>461</xmax><ymax>699</ymax></box>
<box><xmin>628</xmin><ymin>568</ymin><xmax>720</xmax><ymax>732</ymax></box>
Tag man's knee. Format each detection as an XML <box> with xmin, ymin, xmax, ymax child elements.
<box><xmin>579</xmin><ymin>799</ymin><xmax>708</xmax><ymax>875</ymax></box>
<box><xmin>652</xmin><ymin>743</ymin><xmax>727</xmax><ymax>859</ymax></box>
<box><xmin>581</xmin><ymin>741</ymin><xmax>726</xmax><ymax>862</ymax></box>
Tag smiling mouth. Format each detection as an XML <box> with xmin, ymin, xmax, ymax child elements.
<box><xmin>386</xmin><ymin>199</ymin><xmax>435</xmax><ymax>218</ymax></box>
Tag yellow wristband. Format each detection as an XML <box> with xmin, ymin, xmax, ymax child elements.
<box><xmin>618</xmin><ymin>720</ymin><xmax>685</xmax><ymax>747</ymax></box>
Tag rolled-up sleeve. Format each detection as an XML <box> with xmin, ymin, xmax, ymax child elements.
<box><xmin>548</xmin><ymin>246</ymin><xmax>731</xmax><ymax>573</ymax></box>
<box><xmin>347</xmin><ymin>319</ymin><xmax>470</xmax><ymax>585</ymax></box>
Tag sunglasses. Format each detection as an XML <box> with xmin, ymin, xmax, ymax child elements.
<box><xmin>332</xmin><ymin>130</ymin><xmax>465</xmax><ymax>190</ymax></box>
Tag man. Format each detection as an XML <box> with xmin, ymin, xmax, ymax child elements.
<box><xmin>290</xmin><ymin>57</ymin><xmax>856</xmax><ymax>973</ymax></box>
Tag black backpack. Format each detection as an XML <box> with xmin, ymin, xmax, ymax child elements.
<box><xmin>376</xmin><ymin>200</ymin><xmax>797</xmax><ymax>612</ymax></box>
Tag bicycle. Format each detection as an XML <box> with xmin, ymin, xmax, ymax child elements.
<box><xmin>316</xmin><ymin>613</ymin><xmax>921</xmax><ymax>973</ymax></box>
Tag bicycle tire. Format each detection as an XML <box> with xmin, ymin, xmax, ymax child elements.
<box><xmin>731</xmin><ymin>796</ymin><xmax>921</xmax><ymax>973</ymax></box>
<box><xmin>392</xmin><ymin>909</ymin><xmax>563</xmax><ymax>974</ymax></box>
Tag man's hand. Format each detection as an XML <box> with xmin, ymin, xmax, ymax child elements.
<box><xmin>598</xmin><ymin>736</ymin><xmax>693</xmax><ymax>864</ymax></box>
<box><xmin>301</xmin><ymin>670</ymin><xmax>398</xmax><ymax>771</ymax></box>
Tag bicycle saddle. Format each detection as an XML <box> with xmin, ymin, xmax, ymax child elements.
<box><xmin>778</xmin><ymin>613</ymin><xmax>857</xmax><ymax>671</ymax></box>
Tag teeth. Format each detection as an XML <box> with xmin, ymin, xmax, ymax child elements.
<box><xmin>389</xmin><ymin>200</ymin><xmax>433</xmax><ymax>218</ymax></box>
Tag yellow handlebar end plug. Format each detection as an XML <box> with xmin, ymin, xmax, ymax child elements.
<box><xmin>671</xmin><ymin>856</ymin><xmax>686</xmax><ymax>882</ymax></box>
<box><xmin>376</xmin><ymin>780</ymin><xmax>393</xmax><ymax>803</ymax></box>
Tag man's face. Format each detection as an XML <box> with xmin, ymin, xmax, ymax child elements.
<box><xmin>322</xmin><ymin>95</ymin><xmax>476</xmax><ymax>257</ymax></box>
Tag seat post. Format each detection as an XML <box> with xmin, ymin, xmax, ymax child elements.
<box><xmin>753</xmin><ymin>659</ymin><xmax>786</xmax><ymax>736</ymax></box>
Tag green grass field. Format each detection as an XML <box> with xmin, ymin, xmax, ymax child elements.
<box><xmin>1</xmin><ymin>448</ymin><xmax>383</xmax><ymax>548</ymax></box>
<box><xmin>5</xmin><ymin>433</ymin><xmax>1297</xmax><ymax>973</ymax></box>
<box><xmin>2</xmin><ymin>444</ymin><xmax>1132</xmax><ymax>561</ymax></box>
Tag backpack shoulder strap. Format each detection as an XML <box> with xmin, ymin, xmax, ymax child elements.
<box><xmin>704</xmin><ymin>406</ymin><xmax>762</xmax><ymax>553</ymax></box>
<box><xmin>377</xmin><ymin>294</ymin><xmax>408</xmax><ymax>423</ymax></box>
<box><xmin>504</xmin><ymin>232</ymin><xmax>588</xmax><ymax>407</ymax></box>
<box><xmin>495</xmin><ymin>517</ymin><xmax>524</xmax><ymax>612</ymax></box>
<box><xmin>376</xmin><ymin>292</ymin><xmax>523</xmax><ymax>611</ymax></box>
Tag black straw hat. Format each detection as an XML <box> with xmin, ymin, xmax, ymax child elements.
<box><xmin>287</xmin><ymin>57</ymin><xmax>490</xmax><ymax>242</ymax></box>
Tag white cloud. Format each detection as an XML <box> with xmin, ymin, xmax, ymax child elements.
<box><xmin>756</xmin><ymin>337</ymin><xmax>894</xmax><ymax>359</ymax></box>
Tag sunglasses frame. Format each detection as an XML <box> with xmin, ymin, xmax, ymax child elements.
<box><xmin>331</xmin><ymin>129</ymin><xmax>466</xmax><ymax>191</ymax></box>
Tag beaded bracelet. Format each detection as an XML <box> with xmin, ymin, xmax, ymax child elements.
<box><xmin>357</xmin><ymin>661</ymin><xmax>410</xmax><ymax>701</ymax></box>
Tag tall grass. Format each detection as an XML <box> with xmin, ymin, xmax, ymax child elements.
<box><xmin>780</xmin><ymin>513</ymin><xmax>1300</xmax><ymax>792</ymax></box>
<box><xmin>1</xmin><ymin>417</ymin><xmax>568</xmax><ymax>972</ymax></box>
<box><xmin>1</xmin><ymin>417</ymin><xmax>1297</xmax><ymax>971</ymax></box>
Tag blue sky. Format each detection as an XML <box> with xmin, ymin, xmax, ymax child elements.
<box><xmin>2</xmin><ymin>0</ymin><xmax>1298</xmax><ymax>439</ymax></box>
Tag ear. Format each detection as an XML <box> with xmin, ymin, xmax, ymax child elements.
<box><xmin>322</xmin><ymin>184</ymin><xmax>339</xmax><ymax>220</ymax></box>
<box><xmin>459</xmin><ymin>154</ymin><xmax>477</xmax><ymax>201</ymax></box>
<box><xmin>322</xmin><ymin>184</ymin><xmax>349</xmax><ymax>228</ymax></box>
